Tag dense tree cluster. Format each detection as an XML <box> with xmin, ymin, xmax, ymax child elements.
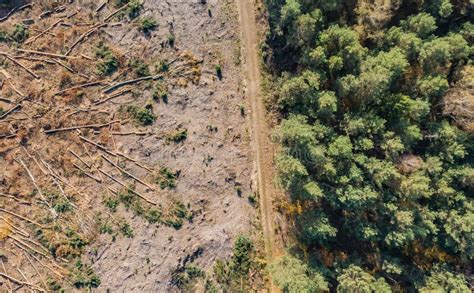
<box><xmin>265</xmin><ymin>0</ymin><xmax>473</xmax><ymax>291</ymax></box>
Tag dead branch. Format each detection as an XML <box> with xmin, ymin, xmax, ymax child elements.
<box><xmin>0</xmin><ymin>208</ymin><xmax>46</xmax><ymax>228</ymax></box>
<box><xmin>44</xmin><ymin>120</ymin><xmax>120</xmax><ymax>134</ymax></box>
<box><xmin>0</xmin><ymin>69</ymin><xmax>25</xmax><ymax>97</ymax></box>
<box><xmin>79</xmin><ymin>135</ymin><xmax>117</xmax><ymax>157</ymax></box>
<box><xmin>25</xmin><ymin>19</ymin><xmax>63</xmax><ymax>45</ymax></box>
<box><xmin>103</xmin><ymin>75</ymin><xmax>163</xmax><ymax>94</ymax></box>
<box><xmin>96</xmin><ymin>2</ymin><xmax>107</xmax><ymax>13</ymax></box>
<box><xmin>12</xmin><ymin>55</ymin><xmax>56</xmax><ymax>64</ymax></box>
<box><xmin>93</xmin><ymin>88</ymin><xmax>131</xmax><ymax>105</ymax></box>
<box><xmin>16</xmin><ymin>49</ymin><xmax>69</xmax><ymax>59</ymax></box>
<box><xmin>0</xmin><ymin>272</ymin><xmax>38</xmax><ymax>290</ymax></box>
<box><xmin>98</xmin><ymin>169</ymin><xmax>157</xmax><ymax>205</ymax></box>
<box><xmin>16</xmin><ymin>158</ymin><xmax>53</xmax><ymax>213</ymax></box>
<box><xmin>23</xmin><ymin>251</ymin><xmax>48</xmax><ymax>291</ymax></box>
<box><xmin>0</xmin><ymin>6</ymin><xmax>17</xmax><ymax>22</ymax></box>
<box><xmin>69</xmin><ymin>149</ymin><xmax>91</xmax><ymax>168</ymax></box>
<box><xmin>65</xmin><ymin>23</ymin><xmax>107</xmax><ymax>56</ymax></box>
<box><xmin>73</xmin><ymin>163</ymin><xmax>102</xmax><ymax>183</ymax></box>
<box><xmin>104</xmin><ymin>3</ymin><xmax>129</xmax><ymax>22</ymax></box>
<box><xmin>111</xmin><ymin>131</ymin><xmax>149</xmax><ymax>136</ymax></box>
<box><xmin>101</xmin><ymin>154</ymin><xmax>155</xmax><ymax>190</ymax></box>
<box><xmin>0</xmin><ymin>193</ymin><xmax>31</xmax><ymax>205</ymax></box>
<box><xmin>54</xmin><ymin>80</ymin><xmax>108</xmax><ymax>96</ymax></box>
<box><xmin>8</xmin><ymin>235</ymin><xmax>49</xmax><ymax>259</ymax></box>
<box><xmin>0</xmin><ymin>97</ymin><xmax>13</xmax><ymax>103</ymax></box>
<box><xmin>0</xmin><ymin>104</ymin><xmax>21</xmax><ymax>120</ymax></box>
<box><xmin>0</xmin><ymin>53</ymin><xmax>40</xmax><ymax>79</ymax></box>
<box><xmin>53</xmin><ymin>59</ymin><xmax>75</xmax><ymax>73</ymax></box>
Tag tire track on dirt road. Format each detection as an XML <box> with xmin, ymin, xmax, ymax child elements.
<box><xmin>236</xmin><ymin>0</ymin><xmax>282</xmax><ymax>279</ymax></box>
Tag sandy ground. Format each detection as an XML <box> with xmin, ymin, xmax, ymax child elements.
<box><xmin>0</xmin><ymin>0</ymin><xmax>258</xmax><ymax>291</ymax></box>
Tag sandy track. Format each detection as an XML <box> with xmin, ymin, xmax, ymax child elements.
<box><xmin>236</xmin><ymin>0</ymin><xmax>282</xmax><ymax>281</ymax></box>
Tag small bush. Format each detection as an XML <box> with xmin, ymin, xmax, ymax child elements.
<box><xmin>140</xmin><ymin>17</ymin><xmax>157</xmax><ymax>33</ymax></box>
<box><xmin>11</xmin><ymin>24</ymin><xmax>28</xmax><ymax>43</ymax></box>
<box><xmin>153</xmin><ymin>83</ymin><xmax>168</xmax><ymax>103</ymax></box>
<box><xmin>166</xmin><ymin>128</ymin><xmax>188</xmax><ymax>143</ymax></box>
<box><xmin>157</xmin><ymin>59</ymin><xmax>169</xmax><ymax>72</ymax></box>
<box><xmin>120</xmin><ymin>222</ymin><xmax>134</xmax><ymax>238</ymax></box>
<box><xmin>145</xmin><ymin>209</ymin><xmax>162</xmax><ymax>224</ymax></box>
<box><xmin>155</xmin><ymin>167</ymin><xmax>178</xmax><ymax>189</ymax></box>
<box><xmin>130</xmin><ymin>59</ymin><xmax>150</xmax><ymax>77</ymax></box>
<box><xmin>127</xmin><ymin>0</ymin><xmax>143</xmax><ymax>19</ymax></box>
<box><xmin>168</xmin><ymin>34</ymin><xmax>175</xmax><ymax>46</ymax></box>
<box><xmin>125</xmin><ymin>105</ymin><xmax>156</xmax><ymax>126</ymax></box>
<box><xmin>215</xmin><ymin>64</ymin><xmax>222</xmax><ymax>78</ymax></box>
<box><xmin>103</xmin><ymin>197</ymin><xmax>119</xmax><ymax>212</ymax></box>
<box><xmin>96</xmin><ymin>42</ymin><xmax>118</xmax><ymax>76</ymax></box>
<box><xmin>54</xmin><ymin>198</ymin><xmax>73</xmax><ymax>213</ymax></box>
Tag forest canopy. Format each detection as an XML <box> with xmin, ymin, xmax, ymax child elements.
<box><xmin>265</xmin><ymin>0</ymin><xmax>473</xmax><ymax>292</ymax></box>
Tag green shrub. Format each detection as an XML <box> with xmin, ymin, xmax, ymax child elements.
<box><xmin>130</xmin><ymin>59</ymin><xmax>150</xmax><ymax>77</ymax></box>
<box><xmin>166</xmin><ymin>128</ymin><xmax>188</xmax><ymax>143</ymax></box>
<box><xmin>155</xmin><ymin>167</ymin><xmax>178</xmax><ymax>189</ymax></box>
<box><xmin>11</xmin><ymin>24</ymin><xmax>28</xmax><ymax>43</ymax></box>
<box><xmin>125</xmin><ymin>105</ymin><xmax>156</xmax><ymax>126</ymax></box>
<box><xmin>120</xmin><ymin>222</ymin><xmax>134</xmax><ymax>238</ymax></box>
<box><xmin>127</xmin><ymin>0</ymin><xmax>143</xmax><ymax>19</ymax></box>
<box><xmin>103</xmin><ymin>197</ymin><xmax>119</xmax><ymax>212</ymax></box>
<box><xmin>140</xmin><ymin>17</ymin><xmax>157</xmax><ymax>33</ymax></box>
<box><xmin>153</xmin><ymin>83</ymin><xmax>168</xmax><ymax>103</ymax></box>
<box><xmin>95</xmin><ymin>42</ymin><xmax>118</xmax><ymax>75</ymax></box>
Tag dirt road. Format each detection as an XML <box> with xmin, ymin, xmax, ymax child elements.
<box><xmin>236</xmin><ymin>0</ymin><xmax>281</xmax><ymax>268</ymax></box>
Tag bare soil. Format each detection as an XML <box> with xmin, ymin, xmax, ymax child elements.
<box><xmin>0</xmin><ymin>1</ymin><xmax>259</xmax><ymax>291</ymax></box>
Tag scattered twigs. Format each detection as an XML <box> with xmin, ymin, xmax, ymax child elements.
<box><xmin>93</xmin><ymin>88</ymin><xmax>131</xmax><ymax>105</ymax></box>
<box><xmin>54</xmin><ymin>80</ymin><xmax>108</xmax><ymax>96</ymax></box>
<box><xmin>0</xmin><ymin>208</ymin><xmax>46</xmax><ymax>228</ymax></box>
<box><xmin>1</xmin><ymin>69</ymin><xmax>25</xmax><ymax>97</ymax></box>
<box><xmin>53</xmin><ymin>59</ymin><xmax>75</xmax><ymax>73</ymax></box>
<box><xmin>98</xmin><ymin>169</ymin><xmax>157</xmax><ymax>205</ymax></box>
<box><xmin>16</xmin><ymin>49</ymin><xmax>69</xmax><ymax>59</ymax></box>
<box><xmin>104</xmin><ymin>3</ymin><xmax>129</xmax><ymax>22</ymax></box>
<box><xmin>16</xmin><ymin>158</ymin><xmax>53</xmax><ymax>213</ymax></box>
<box><xmin>65</xmin><ymin>23</ymin><xmax>107</xmax><ymax>56</ymax></box>
<box><xmin>8</xmin><ymin>234</ymin><xmax>49</xmax><ymax>258</ymax></box>
<box><xmin>44</xmin><ymin>120</ymin><xmax>120</xmax><ymax>134</ymax></box>
<box><xmin>101</xmin><ymin>154</ymin><xmax>155</xmax><ymax>190</ymax></box>
<box><xmin>96</xmin><ymin>2</ymin><xmax>107</xmax><ymax>13</ymax></box>
<box><xmin>0</xmin><ymin>97</ymin><xmax>13</xmax><ymax>103</ymax></box>
<box><xmin>0</xmin><ymin>52</ymin><xmax>40</xmax><ymax>79</ymax></box>
<box><xmin>0</xmin><ymin>104</ymin><xmax>21</xmax><ymax>120</ymax></box>
<box><xmin>73</xmin><ymin>163</ymin><xmax>102</xmax><ymax>183</ymax></box>
<box><xmin>25</xmin><ymin>19</ymin><xmax>63</xmax><ymax>45</ymax></box>
<box><xmin>79</xmin><ymin>135</ymin><xmax>117</xmax><ymax>157</ymax></box>
<box><xmin>111</xmin><ymin>131</ymin><xmax>148</xmax><ymax>136</ymax></box>
<box><xmin>0</xmin><ymin>272</ymin><xmax>37</xmax><ymax>290</ymax></box>
<box><xmin>103</xmin><ymin>75</ymin><xmax>163</xmax><ymax>94</ymax></box>
<box><xmin>0</xmin><ymin>193</ymin><xmax>31</xmax><ymax>205</ymax></box>
<box><xmin>12</xmin><ymin>55</ymin><xmax>56</xmax><ymax>64</ymax></box>
<box><xmin>69</xmin><ymin>150</ymin><xmax>91</xmax><ymax>168</ymax></box>
<box><xmin>23</xmin><ymin>251</ymin><xmax>48</xmax><ymax>291</ymax></box>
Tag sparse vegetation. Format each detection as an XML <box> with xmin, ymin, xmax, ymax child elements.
<box><xmin>155</xmin><ymin>167</ymin><xmax>178</xmax><ymax>189</ymax></box>
<box><xmin>140</xmin><ymin>17</ymin><xmax>158</xmax><ymax>33</ymax></box>
<box><xmin>10</xmin><ymin>23</ymin><xmax>28</xmax><ymax>43</ymax></box>
<box><xmin>130</xmin><ymin>58</ymin><xmax>151</xmax><ymax>77</ymax></box>
<box><xmin>166</xmin><ymin>128</ymin><xmax>188</xmax><ymax>143</ymax></box>
<box><xmin>127</xmin><ymin>0</ymin><xmax>143</xmax><ymax>19</ymax></box>
<box><xmin>96</xmin><ymin>42</ymin><xmax>118</xmax><ymax>75</ymax></box>
<box><xmin>124</xmin><ymin>105</ymin><xmax>156</xmax><ymax>126</ymax></box>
